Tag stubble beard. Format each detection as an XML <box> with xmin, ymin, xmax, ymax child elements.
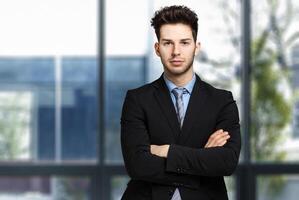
<box><xmin>163</xmin><ymin>57</ymin><xmax>195</xmax><ymax>78</ymax></box>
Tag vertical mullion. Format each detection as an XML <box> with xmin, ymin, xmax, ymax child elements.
<box><xmin>96</xmin><ymin>0</ymin><xmax>106</xmax><ymax>199</ymax></box>
<box><xmin>98</xmin><ymin>0</ymin><xmax>105</xmax><ymax>169</ymax></box>
<box><xmin>240</xmin><ymin>0</ymin><xmax>254</xmax><ymax>200</ymax></box>
<box><xmin>237</xmin><ymin>165</ymin><xmax>256</xmax><ymax>200</ymax></box>
<box><xmin>103</xmin><ymin>167</ymin><xmax>111</xmax><ymax>200</ymax></box>
<box><xmin>241</xmin><ymin>0</ymin><xmax>251</xmax><ymax>166</ymax></box>
<box><xmin>91</xmin><ymin>171</ymin><xmax>102</xmax><ymax>200</ymax></box>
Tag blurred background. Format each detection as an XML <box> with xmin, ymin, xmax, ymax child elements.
<box><xmin>0</xmin><ymin>0</ymin><xmax>298</xmax><ymax>199</ymax></box>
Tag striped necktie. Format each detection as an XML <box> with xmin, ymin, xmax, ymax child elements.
<box><xmin>172</xmin><ymin>87</ymin><xmax>187</xmax><ymax>128</ymax></box>
<box><xmin>170</xmin><ymin>87</ymin><xmax>187</xmax><ymax>200</ymax></box>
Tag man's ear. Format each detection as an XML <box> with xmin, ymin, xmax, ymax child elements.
<box><xmin>195</xmin><ymin>42</ymin><xmax>201</xmax><ymax>56</ymax></box>
<box><xmin>154</xmin><ymin>42</ymin><xmax>161</xmax><ymax>57</ymax></box>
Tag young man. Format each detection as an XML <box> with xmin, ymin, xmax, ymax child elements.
<box><xmin>120</xmin><ymin>5</ymin><xmax>241</xmax><ymax>200</ymax></box>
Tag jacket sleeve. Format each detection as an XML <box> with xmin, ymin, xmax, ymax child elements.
<box><xmin>165</xmin><ymin>91</ymin><xmax>241</xmax><ymax>176</ymax></box>
<box><xmin>121</xmin><ymin>90</ymin><xmax>201</xmax><ymax>189</ymax></box>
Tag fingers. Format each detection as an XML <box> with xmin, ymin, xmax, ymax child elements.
<box><xmin>204</xmin><ymin>129</ymin><xmax>223</xmax><ymax>148</ymax></box>
<box><xmin>208</xmin><ymin>131</ymin><xmax>230</xmax><ymax>147</ymax></box>
<box><xmin>205</xmin><ymin>129</ymin><xmax>230</xmax><ymax>148</ymax></box>
<box><xmin>212</xmin><ymin>133</ymin><xmax>230</xmax><ymax>147</ymax></box>
<box><xmin>150</xmin><ymin>145</ymin><xmax>157</xmax><ymax>154</ymax></box>
<box><xmin>150</xmin><ymin>145</ymin><xmax>169</xmax><ymax>158</ymax></box>
<box><xmin>150</xmin><ymin>145</ymin><xmax>162</xmax><ymax>156</ymax></box>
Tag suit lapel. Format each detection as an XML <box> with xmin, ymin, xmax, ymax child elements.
<box><xmin>179</xmin><ymin>75</ymin><xmax>208</xmax><ymax>144</ymax></box>
<box><xmin>153</xmin><ymin>75</ymin><xmax>181</xmax><ymax>139</ymax></box>
<box><xmin>152</xmin><ymin>74</ymin><xmax>208</xmax><ymax>143</ymax></box>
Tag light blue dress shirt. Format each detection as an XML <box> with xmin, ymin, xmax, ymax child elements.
<box><xmin>163</xmin><ymin>73</ymin><xmax>196</xmax><ymax>120</ymax></box>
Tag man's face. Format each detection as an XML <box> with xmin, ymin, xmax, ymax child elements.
<box><xmin>154</xmin><ymin>23</ymin><xmax>200</xmax><ymax>77</ymax></box>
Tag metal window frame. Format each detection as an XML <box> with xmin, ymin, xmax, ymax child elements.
<box><xmin>1</xmin><ymin>0</ymin><xmax>299</xmax><ymax>200</ymax></box>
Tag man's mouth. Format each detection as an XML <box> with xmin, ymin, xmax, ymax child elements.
<box><xmin>170</xmin><ymin>60</ymin><xmax>184</xmax><ymax>66</ymax></box>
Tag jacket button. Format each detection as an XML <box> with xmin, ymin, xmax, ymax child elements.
<box><xmin>177</xmin><ymin>168</ymin><xmax>181</xmax><ymax>172</ymax></box>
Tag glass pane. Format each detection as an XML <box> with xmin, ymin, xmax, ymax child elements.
<box><xmin>0</xmin><ymin>58</ymin><xmax>55</xmax><ymax>161</ymax></box>
<box><xmin>105</xmin><ymin>57</ymin><xmax>146</xmax><ymax>164</ymax></box>
<box><xmin>61</xmin><ymin>57</ymin><xmax>98</xmax><ymax>161</ymax></box>
<box><xmin>0</xmin><ymin>0</ymin><xmax>98</xmax><ymax>162</ymax></box>
<box><xmin>225</xmin><ymin>176</ymin><xmax>236</xmax><ymax>200</ymax></box>
<box><xmin>258</xmin><ymin>175</ymin><xmax>299</xmax><ymax>200</ymax></box>
<box><xmin>105</xmin><ymin>0</ymin><xmax>149</xmax><ymax>164</ymax></box>
<box><xmin>0</xmin><ymin>176</ymin><xmax>90</xmax><ymax>199</ymax></box>
<box><xmin>111</xmin><ymin>176</ymin><xmax>129</xmax><ymax>200</ymax></box>
<box><xmin>105</xmin><ymin>0</ymin><xmax>242</xmax><ymax>165</ymax></box>
<box><xmin>251</xmin><ymin>0</ymin><xmax>299</xmax><ymax>162</ymax></box>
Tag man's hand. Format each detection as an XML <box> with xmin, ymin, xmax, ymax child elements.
<box><xmin>204</xmin><ymin>129</ymin><xmax>230</xmax><ymax>148</ymax></box>
<box><xmin>150</xmin><ymin>144</ymin><xmax>170</xmax><ymax>158</ymax></box>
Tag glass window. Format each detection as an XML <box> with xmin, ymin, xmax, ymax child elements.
<box><xmin>251</xmin><ymin>0</ymin><xmax>299</xmax><ymax>162</ymax></box>
<box><xmin>105</xmin><ymin>0</ymin><xmax>150</xmax><ymax>164</ymax></box>
<box><xmin>225</xmin><ymin>176</ymin><xmax>236</xmax><ymax>200</ymax></box>
<box><xmin>0</xmin><ymin>0</ymin><xmax>98</xmax><ymax>162</ymax></box>
<box><xmin>61</xmin><ymin>57</ymin><xmax>98</xmax><ymax>161</ymax></box>
<box><xmin>258</xmin><ymin>175</ymin><xmax>299</xmax><ymax>200</ymax></box>
<box><xmin>111</xmin><ymin>176</ymin><xmax>129</xmax><ymax>200</ymax></box>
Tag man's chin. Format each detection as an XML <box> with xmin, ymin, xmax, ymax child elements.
<box><xmin>166</xmin><ymin>67</ymin><xmax>189</xmax><ymax>76</ymax></box>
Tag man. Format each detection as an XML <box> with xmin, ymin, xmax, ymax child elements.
<box><xmin>120</xmin><ymin>5</ymin><xmax>241</xmax><ymax>200</ymax></box>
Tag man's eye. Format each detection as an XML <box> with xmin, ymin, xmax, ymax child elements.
<box><xmin>182</xmin><ymin>42</ymin><xmax>190</xmax><ymax>45</ymax></box>
<box><xmin>164</xmin><ymin>42</ymin><xmax>171</xmax><ymax>45</ymax></box>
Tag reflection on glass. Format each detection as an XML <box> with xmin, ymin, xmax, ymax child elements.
<box><xmin>251</xmin><ymin>0</ymin><xmax>299</xmax><ymax>162</ymax></box>
<box><xmin>258</xmin><ymin>175</ymin><xmax>299</xmax><ymax>200</ymax></box>
<box><xmin>0</xmin><ymin>176</ymin><xmax>90</xmax><ymax>200</ymax></box>
<box><xmin>0</xmin><ymin>92</ymin><xmax>32</xmax><ymax>160</ymax></box>
<box><xmin>111</xmin><ymin>176</ymin><xmax>129</xmax><ymax>200</ymax></box>
<box><xmin>0</xmin><ymin>57</ymin><xmax>98</xmax><ymax>162</ymax></box>
<box><xmin>0</xmin><ymin>58</ymin><xmax>55</xmax><ymax>161</ymax></box>
<box><xmin>225</xmin><ymin>176</ymin><xmax>236</xmax><ymax>200</ymax></box>
<box><xmin>0</xmin><ymin>0</ymin><xmax>98</xmax><ymax>162</ymax></box>
<box><xmin>61</xmin><ymin>57</ymin><xmax>98</xmax><ymax>161</ymax></box>
<box><xmin>105</xmin><ymin>57</ymin><xmax>146</xmax><ymax>164</ymax></box>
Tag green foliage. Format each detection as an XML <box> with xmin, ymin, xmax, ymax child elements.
<box><xmin>250</xmin><ymin>32</ymin><xmax>291</xmax><ymax>196</ymax></box>
<box><xmin>250</xmin><ymin>0</ymin><xmax>299</xmax><ymax>196</ymax></box>
<box><xmin>0</xmin><ymin>94</ymin><xmax>29</xmax><ymax>159</ymax></box>
<box><xmin>219</xmin><ymin>0</ymin><xmax>299</xmax><ymax>197</ymax></box>
<box><xmin>251</xmin><ymin>33</ymin><xmax>291</xmax><ymax>162</ymax></box>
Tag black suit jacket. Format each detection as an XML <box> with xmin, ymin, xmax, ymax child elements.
<box><xmin>120</xmin><ymin>74</ymin><xmax>241</xmax><ymax>200</ymax></box>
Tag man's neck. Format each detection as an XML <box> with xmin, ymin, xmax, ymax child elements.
<box><xmin>164</xmin><ymin>70</ymin><xmax>194</xmax><ymax>87</ymax></box>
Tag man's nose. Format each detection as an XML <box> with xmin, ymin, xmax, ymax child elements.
<box><xmin>171</xmin><ymin>44</ymin><xmax>180</xmax><ymax>57</ymax></box>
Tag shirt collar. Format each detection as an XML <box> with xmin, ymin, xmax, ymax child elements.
<box><xmin>163</xmin><ymin>73</ymin><xmax>196</xmax><ymax>94</ymax></box>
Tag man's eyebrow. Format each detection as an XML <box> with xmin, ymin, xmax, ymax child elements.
<box><xmin>180</xmin><ymin>38</ymin><xmax>192</xmax><ymax>41</ymax></box>
<box><xmin>161</xmin><ymin>38</ymin><xmax>192</xmax><ymax>41</ymax></box>
<box><xmin>161</xmin><ymin>39</ymin><xmax>173</xmax><ymax>42</ymax></box>
<box><xmin>161</xmin><ymin>38</ymin><xmax>192</xmax><ymax>42</ymax></box>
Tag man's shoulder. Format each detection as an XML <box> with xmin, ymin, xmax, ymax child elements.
<box><xmin>199</xmin><ymin>78</ymin><xmax>232</xmax><ymax>98</ymax></box>
<box><xmin>126</xmin><ymin>78</ymin><xmax>159</xmax><ymax>96</ymax></box>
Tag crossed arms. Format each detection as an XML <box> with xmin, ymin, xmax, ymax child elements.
<box><xmin>121</xmin><ymin>90</ymin><xmax>241</xmax><ymax>189</ymax></box>
<box><xmin>150</xmin><ymin>129</ymin><xmax>230</xmax><ymax>158</ymax></box>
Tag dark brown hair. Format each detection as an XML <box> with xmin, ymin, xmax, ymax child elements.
<box><xmin>151</xmin><ymin>5</ymin><xmax>198</xmax><ymax>41</ymax></box>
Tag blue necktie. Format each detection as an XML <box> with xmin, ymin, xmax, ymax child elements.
<box><xmin>170</xmin><ymin>87</ymin><xmax>187</xmax><ymax>200</ymax></box>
